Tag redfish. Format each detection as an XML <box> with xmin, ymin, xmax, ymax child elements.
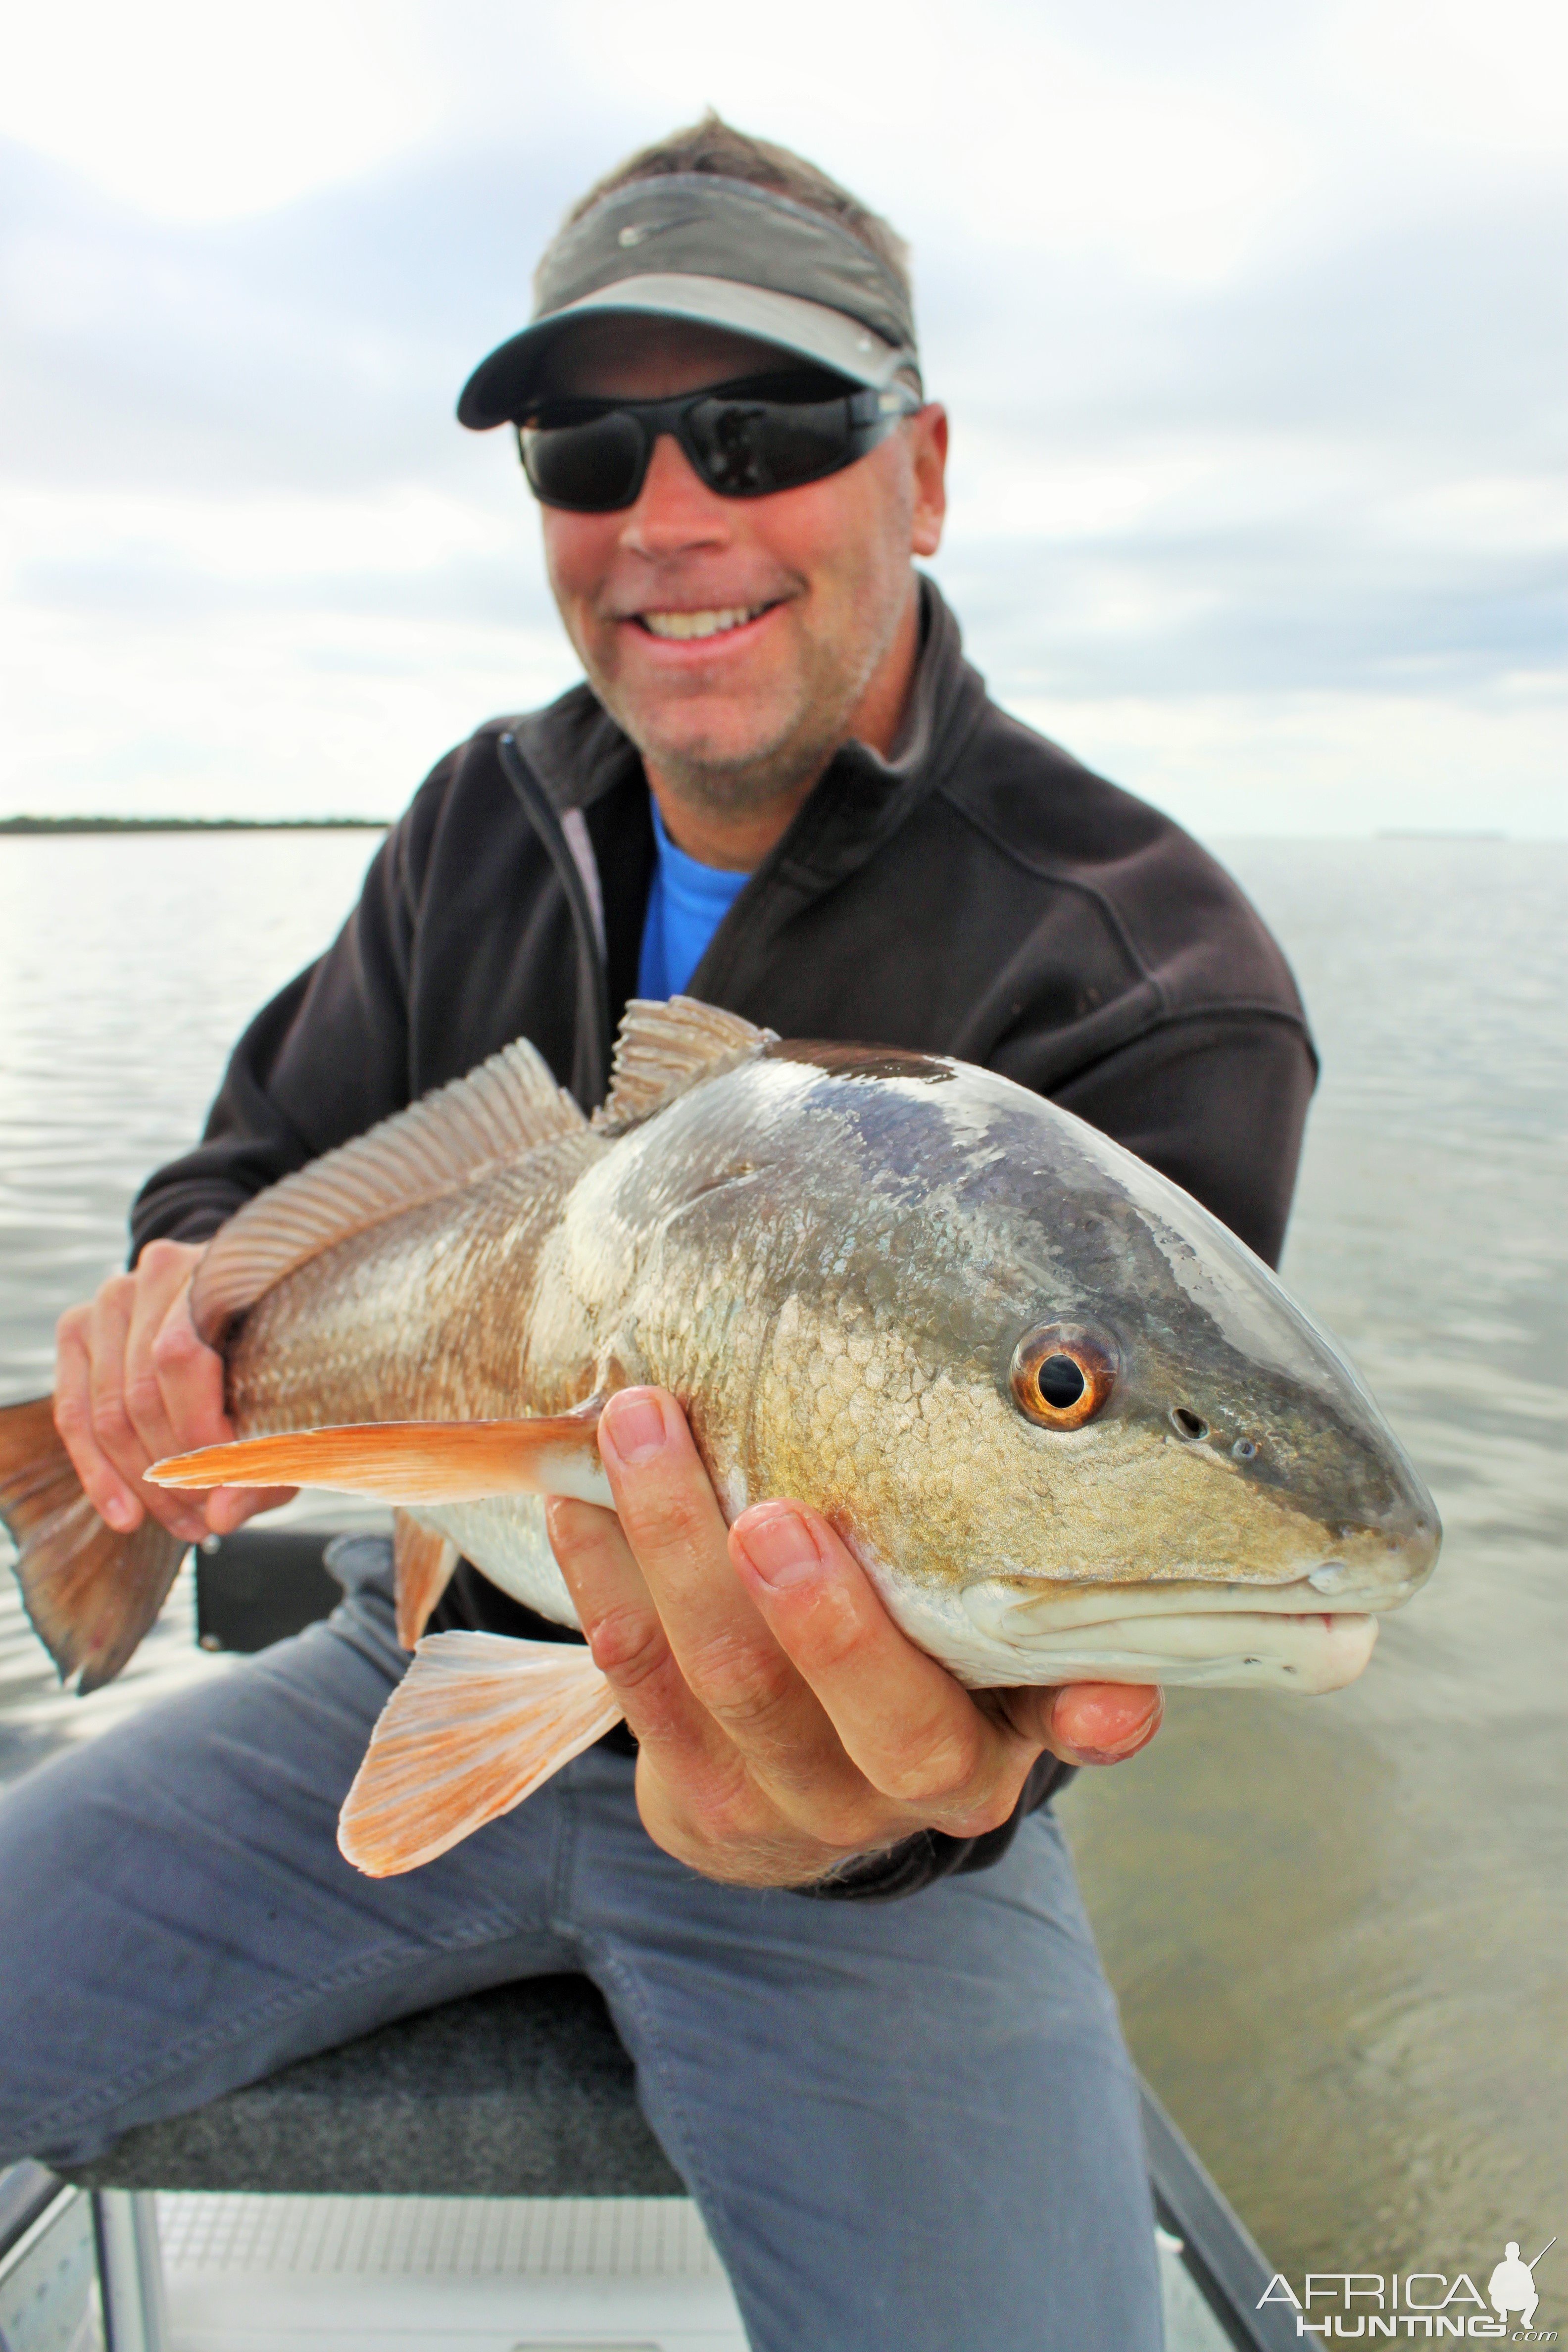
<box><xmin>0</xmin><ymin>999</ymin><xmax>1439</xmax><ymax>1875</ymax></box>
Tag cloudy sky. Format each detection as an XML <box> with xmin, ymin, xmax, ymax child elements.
<box><xmin>2</xmin><ymin>0</ymin><xmax>1562</xmax><ymax>836</ymax></box>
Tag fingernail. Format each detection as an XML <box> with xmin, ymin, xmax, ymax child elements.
<box><xmin>734</xmin><ymin>1510</ymin><xmax>820</xmax><ymax>1590</ymax></box>
<box><xmin>103</xmin><ymin>1495</ymin><xmax>136</xmax><ymax>1531</ymax></box>
<box><xmin>1071</xmin><ymin>1696</ymin><xmax>1163</xmax><ymax>1766</ymax></box>
<box><xmin>601</xmin><ymin>1391</ymin><xmax>667</xmax><ymax>1466</ymax></box>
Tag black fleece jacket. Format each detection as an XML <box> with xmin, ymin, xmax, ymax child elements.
<box><xmin>132</xmin><ymin>578</ymin><xmax>1316</xmax><ymax>1897</ymax></box>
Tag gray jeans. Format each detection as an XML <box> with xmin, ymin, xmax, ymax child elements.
<box><xmin>0</xmin><ymin>1539</ymin><xmax>1163</xmax><ymax>2352</ymax></box>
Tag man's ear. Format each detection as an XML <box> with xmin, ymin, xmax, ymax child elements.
<box><xmin>909</xmin><ymin>405</ymin><xmax>948</xmax><ymax>559</ymax></box>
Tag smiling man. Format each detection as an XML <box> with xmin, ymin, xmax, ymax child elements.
<box><xmin>0</xmin><ymin>117</ymin><xmax>1317</xmax><ymax>2352</ymax></box>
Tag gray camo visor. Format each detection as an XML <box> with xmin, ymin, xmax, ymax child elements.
<box><xmin>457</xmin><ymin>173</ymin><xmax>921</xmax><ymax>429</ymax></box>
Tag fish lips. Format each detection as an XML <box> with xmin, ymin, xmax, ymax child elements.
<box><xmin>960</xmin><ymin>1577</ymin><xmax>1388</xmax><ymax>1695</ymax></box>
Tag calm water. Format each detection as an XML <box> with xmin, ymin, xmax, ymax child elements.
<box><xmin>1</xmin><ymin>832</ymin><xmax>1564</xmax><ymax>2283</ymax></box>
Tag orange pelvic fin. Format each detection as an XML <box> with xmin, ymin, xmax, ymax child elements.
<box><xmin>392</xmin><ymin>1511</ymin><xmax>458</xmax><ymax>1649</ymax></box>
<box><xmin>338</xmin><ymin>1630</ymin><xmax>623</xmax><ymax>1875</ymax></box>
<box><xmin>149</xmin><ymin>1399</ymin><xmax>609</xmax><ymax>1510</ymax></box>
<box><xmin>0</xmin><ymin>1395</ymin><xmax>187</xmax><ymax>1693</ymax></box>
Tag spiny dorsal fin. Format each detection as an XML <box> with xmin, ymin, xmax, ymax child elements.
<box><xmin>593</xmin><ymin>996</ymin><xmax>777</xmax><ymax>1137</ymax></box>
<box><xmin>191</xmin><ymin>1039</ymin><xmax>587</xmax><ymax>1342</ymax></box>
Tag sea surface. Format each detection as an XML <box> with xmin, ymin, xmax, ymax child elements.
<box><xmin>1</xmin><ymin>831</ymin><xmax>1564</xmax><ymax>2286</ymax></box>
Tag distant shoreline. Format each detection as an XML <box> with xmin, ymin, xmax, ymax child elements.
<box><xmin>0</xmin><ymin>816</ymin><xmax>390</xmax><ymax>835</ymax></box>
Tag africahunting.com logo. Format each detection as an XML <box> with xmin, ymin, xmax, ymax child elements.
<box><xmin>1260</xmin><ymin>2236</ymin><xmax>1557</xmax><ymax>2339</ymax></box>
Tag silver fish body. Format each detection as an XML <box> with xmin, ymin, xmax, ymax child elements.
<box><xmin>223</xmin><ymin>1028</ymin><xmax>1439</xmax><ymax>1695</ymax></box>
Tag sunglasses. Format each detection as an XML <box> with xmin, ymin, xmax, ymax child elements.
<box><xmin>516</xmin><ymin>371</ymin><xmax>919</xmax><ymax>514</ymax></box>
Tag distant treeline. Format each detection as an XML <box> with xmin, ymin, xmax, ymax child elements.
<box><xmin>0</xmin><ymin>816</ymin><xmax>390</xmax><ymax>834</ymax></box>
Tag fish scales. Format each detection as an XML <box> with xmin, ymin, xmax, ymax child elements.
<box><xmin>242</xmin><ymin>1029</ymin><xmax>1437</xmax><ymax>1681</ymax></box>
<box><xmin>3</xmin><ymin>1000</ymin><xmax>1441</xmax><ymax>1736</ymax></box>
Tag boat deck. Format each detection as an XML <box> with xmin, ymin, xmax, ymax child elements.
<box><xmin>1</xmin><ymin>2183</ymin><xmax>1231</xmax><ymax>2351</ymax></box>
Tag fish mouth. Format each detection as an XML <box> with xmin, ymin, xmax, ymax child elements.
<box><xmin>960</xmin><ymin>1575</ymin><xmax>1394</xmax><ymax>1695</ymax></box>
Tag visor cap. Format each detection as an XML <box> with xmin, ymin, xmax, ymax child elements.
<box><xmin>458</xmin><ymin>173</ymin><xmax>921</xmax><ymax>429</ymax></box>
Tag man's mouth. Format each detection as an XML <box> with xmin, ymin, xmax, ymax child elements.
<box><xmin>635</xmin><ymin>604</ymin><xmax>773</xmax><ymax>641</ymax></box>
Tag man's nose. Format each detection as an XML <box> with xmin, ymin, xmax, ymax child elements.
<box><xmin>619</xmin><ymin>431</ymin><xmax>732</xmax><ymax>557</ymax></box>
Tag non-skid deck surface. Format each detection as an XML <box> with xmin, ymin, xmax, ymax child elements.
<box><xmin>157</xmin><ymin>2192</ymin><xmax>748</xmax><ymax>2351</ymax></box>
<box><xmin>83</xmin><ymin>2190</ymin><xmax>1227</xmax><ymax>2352</ymax></box>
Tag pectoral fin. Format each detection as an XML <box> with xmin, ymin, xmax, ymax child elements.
<box><xmin>149</xmin><ymin>1400</ymin><xmax>609</xmax><ymax>1510</ymax></box>
<box><xmin>392</xmin><ymin>1511</ymin><xmax>459</xmax><ymax>1649</ymax></box>
<box><xmin>338</xmin><ymin>1631</ymin><xmax>623</xmax><ymax>1876</ymax></box>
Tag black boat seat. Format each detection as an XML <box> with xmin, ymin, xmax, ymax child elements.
<box><xmin>58</xmin><ymin>1974</ymin><xmax>683</xmax><ymax>2199</ymax></box>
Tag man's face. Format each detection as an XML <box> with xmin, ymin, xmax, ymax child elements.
<box><xmin>536</xmin><ymin>318</ymin><xmax>947</xmax><ymax>815</ymax></box>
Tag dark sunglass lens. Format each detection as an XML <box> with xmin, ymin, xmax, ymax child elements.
<box><xmin>521</xmin><ymin>412</ymin><xmax>646</xmax><ymax>511</ymax></box>
<box><xmin>686</xmin><ymin>397</ymin><xmax>852</xmax><ymax>496</ymax></box>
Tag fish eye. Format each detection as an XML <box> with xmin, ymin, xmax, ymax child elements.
<box><xmin>1010</xmin><ymin>1322</ymin><xmax>1117</xmax><ymax>1431</ymax></box>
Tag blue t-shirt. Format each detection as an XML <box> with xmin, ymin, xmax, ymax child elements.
<box><xmin>637</xmin><ymin>798</ymin><xmax>752</xmax><ymax>1000</ymax></box>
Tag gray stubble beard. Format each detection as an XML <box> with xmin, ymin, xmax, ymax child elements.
<box><xmin>603</xmin><ymin>601</ymin><xmax>905</xmax><ymax>829</ymax></box>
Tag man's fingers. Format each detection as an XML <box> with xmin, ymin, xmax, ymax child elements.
<box><xmin>544</xmin><ymin>1494</ymin><xmax>724</xmax><ymax>1771</ymax></box>
<box><xmin>54</xmin><ymin>1308</ymin><xmax>144</xmax><ymax>1534</ymax></box>
<box><xmin>728</xmin><ymin>1501</ymin><xmax>1020</xmax><ymax>1834</ymax></box>
<box><xmin>122</xmin><ymin>1247</ymin><xmax>204</xmax><ymax>1471</ymax></box>
<box><xmin>202</xmin><ymin>1485</ymin><xmax>297</xmax><ymax>1535</ymax></box>
<box><xmin>546</xmin><ymin>1491</ymin><xmax>839</xmax><ymax>1878</ymax></box>
<box><xmin>146</xmin><ymin>1266</ymin><xmax>231</xmax><ymax>1455</ymax></box>
<box><xmin>56</xmin><ymin>1249</ymin><xmax>219</xmax><ymax>1544</ymax></box>
<box><xmin>79</xmin><ymin>1274</ymin><xmax>207</xmax><ymax>1539</ymax></box>
<box><xmin>83</xmin><ymin>1274</ymin><xmax>140</xmax><ymax>1476</ymax></box>
<box><xmin>984</xmin><ymin>1680</ymin><xmax>1164</xmax><ymax>1766</ymax></box>
<box><xmin>1040</xmin><ymin>1682</ymin><xmax>1164</xmax><ymax>1766</ymax></box>
<box><xmin>596</xmin><ymin>1393</ymin><xmax>813</xmax><ymax>1729</ymax></box>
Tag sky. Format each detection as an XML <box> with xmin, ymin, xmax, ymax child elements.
<box><xmin>0</xmin><ymin>0</ymin><xmax>1563</xmax><ymax>837</ymax></box>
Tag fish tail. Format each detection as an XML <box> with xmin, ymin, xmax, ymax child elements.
<box><xmin>338</xmin><ymin>1631</ymin><xmax>623</xmax><ymax>1876</ymax></box>
<box><xmin>0</xmin><ymin>1395</ymin><xmax>187</xmax><ymax>1693</ymax></box>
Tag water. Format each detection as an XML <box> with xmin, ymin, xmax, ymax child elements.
<box><xmin>1</xmin><ymin>831</ymin><xmax>1564</xmax><ymax>2285</ymax></box>
<box><xmin>0</xmin><ymin>832</ymin><xmax>389</xmax><ymax>1770</ymax></box>
<box><xmin>1058</xmin><ymin>839</ymin><xmax>1568</xmax><ymax>2284</ymax></box>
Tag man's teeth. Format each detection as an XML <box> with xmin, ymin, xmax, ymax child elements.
<box><xmin>639</xmin><ymin>606</ymin><xmax>767</xmax><ymax>641</ymax></box>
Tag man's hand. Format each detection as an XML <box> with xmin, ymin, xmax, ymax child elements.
<box><xmin>546</xmin><ymin>1386</ymin><xmax>1163</xmax><ymax>1889</ymax></box>
<box><xmin>53</xmin><ymin>1239</ymin><xmax>295</xmax><ymax>1544</ymax></box>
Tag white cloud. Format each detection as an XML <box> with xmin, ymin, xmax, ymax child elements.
<box><xmin>0</xmin><ymin>1</ymin><xmax>448</xmax><ymax>223</ymax></box>
<box><xmin>1008</xmin><ymin>685</ymin><xmax>1566</xmax><ymax>841</ymax></box>
<box><xmin>0</xmin><ymin>0</ymin><xmax>1562</xmax><ymax>832</ymax></box>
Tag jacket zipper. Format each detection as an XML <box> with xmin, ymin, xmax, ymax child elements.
<box><xmin>497</xmin><ymin>731</ymin><xmax>612</xmax><ymax>1110</ymax></box>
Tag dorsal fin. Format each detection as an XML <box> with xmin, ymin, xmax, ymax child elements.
<box><xmin>593</xmin><ymin>996</ymin><xmax>777</xmax><ymax>1137</ymax></box>
<box><xmin>191</xmin><ymin>1039</ymin><xmax>587</xmax><ymax>1342</ymax></box>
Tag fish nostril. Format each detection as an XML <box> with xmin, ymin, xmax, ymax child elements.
<box><xmin>1170</xmin><ymin>1407</ymin><xmax>1208</xmax><ymax>1442</ymax></box>
<box><xmin>1232</xmin><ymin>1437</ymin><xmax>1258</xmax><ymax>1461</ymax></box>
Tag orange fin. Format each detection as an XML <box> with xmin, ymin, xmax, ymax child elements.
<box><xmin>392</xmin><ymin>1510</ymin><xmax>458</xmax><ymax>1648</ymax></box>
<box><xmin>0</xmin><ymin>1395</ymin><xmax>187</xmax><ymax>1693</ymax></box>
<box><xmin>338</xmin><ymin>1631</ymin><xmax>623</xmax><ymax>1875</ymax></box>
<box><xmin>190</xmin><ymin>1037</ymin><xmax>588</xmax><ymax>1344</ymax></box>
<box><xmin>150</xmin><ymin>1399</ymin><xmax>609</xmax><ymax>1509</ymax></box>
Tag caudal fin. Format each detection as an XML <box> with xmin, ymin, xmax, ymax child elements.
<box><xmin>338</xmin><ymin>1631</ymin><xmax>623</xmax><ymax>1876</ymax></box>
<box><xmin>0</xmin><ymin>1396</ymin><xmax>187</xmax><ymax>1693</ymax></box>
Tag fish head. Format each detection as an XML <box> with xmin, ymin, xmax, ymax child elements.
<box><xmin>752</xmin><ymin>1047</ymin><xmax>1440</xmax><ymax>1695</ymax></box>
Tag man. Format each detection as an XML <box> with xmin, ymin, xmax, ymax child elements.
<box><xmin>0</xmin><ymin>118</ymin><xmax>1315</xmax><ymax>2350</ymax></box>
